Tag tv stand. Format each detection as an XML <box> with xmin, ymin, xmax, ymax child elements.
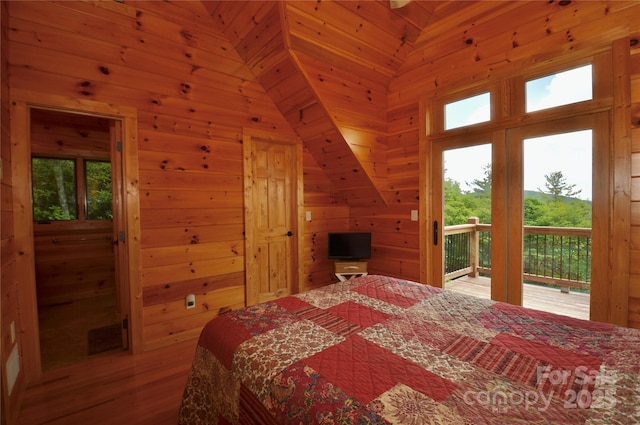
<box><xmin>334</xmin><ymin>261</ymin><xmax>368</xmax><ymax>282</ymax></box>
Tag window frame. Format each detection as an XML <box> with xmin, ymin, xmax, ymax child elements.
<box><xmin>421</xmin><ymin>47</ymin><xmax>622</xmax><ymax>323</ymax></box>
<box><xmin>428</xmin><ymin>51</ymin><xmax>612</xmax><ymax>139</ymax></box>
<box><xmin>429</xmin><ymin>82</ymin><xmax>502</xmax><ymax>135</ymax></box>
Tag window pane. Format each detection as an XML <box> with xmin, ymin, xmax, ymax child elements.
<box><xmin>445</xmin><ymin>92</ymin><xmax>491</xmax><ymax>130</ymax></box>
<box><xmin>444</xmin><ymin>144</ymin><xmax>492</xmax><ymax>225</ymax></box>
<box><xmin>523</xmin><ymin>130</ymin><xmax>592</xmax><ymax>302</ymax></box>
<box><xmin>525</xmin><ymin>64</ymin><xmax>593</xmax><ymax>112</ymax></box>
<box><xmin>32</xmin><ymin>157</ymin><xmax>77</xmax><ymax>221</ymax></box>
<box><xmin>524</xmin><ymin>130</ymin><xmax>592</xmax><ymax>203</ymax></box>
<box><xmin>86</xmin><ymin>160</ymin><xmax>112</xmax><ymax>220</ymax></box>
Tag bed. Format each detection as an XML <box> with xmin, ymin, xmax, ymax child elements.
<box><xmin>177</xmin><ymin>274</ymin><xmax>640</xmax><ymax>424</ymax></box>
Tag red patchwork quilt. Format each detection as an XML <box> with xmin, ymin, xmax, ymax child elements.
<box><xmin>177</xmin><ymin>275</ymin><xmax>640</xmax><ymax>424</ymax></box>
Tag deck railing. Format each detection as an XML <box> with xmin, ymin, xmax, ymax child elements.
<box><xmin>444</xmin><ymin>217</ymin><xmax>592</xmax><ymax>292</ymax></box>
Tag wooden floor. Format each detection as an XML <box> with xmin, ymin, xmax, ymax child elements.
<box><xmin>447</xmin><ymin>275</ymin><xmax>590</xmax><ymax>320</ymax></box>
<box><xmin>38</xmin><ymin>294</ymin><xmax>122</xmax><ymax>371</ymax></box>
<box><xmin>17</xmin><ymin>338</ymin><xmax>198</xmax><ymax>425</ymax></box>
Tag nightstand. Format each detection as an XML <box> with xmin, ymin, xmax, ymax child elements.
<box><xmin>334</xmin><ymin>261</ymin><xmax>368</xmax><ymax>282</ymax></box>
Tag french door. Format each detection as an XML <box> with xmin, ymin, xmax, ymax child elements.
<box><xmin>430</xmin><ymin>112</ymin><xmax>608</xmax><ymax>315</ymax></box>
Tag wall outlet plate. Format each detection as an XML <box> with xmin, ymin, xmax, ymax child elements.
<box><xmin>186</xmin><ymin>294</ymin><xmax>196</xmax><ymax>309</ymax></box>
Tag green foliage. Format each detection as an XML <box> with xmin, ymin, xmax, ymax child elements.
<box><xmin>444</xmin><ymin>166</ymin><xmax>593</xmax><ymax>287</ymax></box>
<box><xmin>444</xmin><ymin>178</ymin><xmax>476</xmax><ymax>225</ymax></box>
<box><xmin>86</xmin><ymin>161</ymin><xmax>113</xmax><ymax>220</ymax></box>
<box><xmin>445</xmin><ymin>165</ymin><xmax>592</xmax><ymax>228</ymax></box>
<box><xmin>32</xmin><ymin>158</ymin><xmax>77</xmax><ymax>221</ymax></box>
<box><xmin>539</xmin><ymin>171</ymin><xmax>582</xmax><ymax>202</ymax></box>
<box><xmin>31</xmin><ymin>157</ymin><xmax>112</xmax><ymax>222</ymax></box>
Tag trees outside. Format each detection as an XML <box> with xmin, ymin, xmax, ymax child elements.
<box><xmin>444</xmin><ymin>166</ymin><xmax>592</xmax><ymax>287</ymax></box>
<box><xmin>539</xmin><ymin>171</ymin><xmax>582</xmax><ymax>202</ymax></box>
<box><xmin>445</xmin><ymin>166</ymin><xmax>591</xmax><ymax>228</ymax></box>
<box><xmin>32</xmin><ymin>158</ymin><xmax>77</xmax><ymax>221</ymax></box>
<box><xmin>32</xmin><ymin>157</ymin><xmax>112</xmax><ymax>222</ymax></box>
<box><xmin>85</xmin><ymin>161</ymin><xmax>113</xmax><ymax>220</ymax></box>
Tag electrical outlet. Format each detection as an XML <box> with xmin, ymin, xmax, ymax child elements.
<box><xmin>305</xmin><ymin>211</ymin><xmax>312</xmax><ymax>221</ymax></box>
<box><xmin>186</xmin><ymin>294</ymin><xmax>196</xmax><ymax>309</ymax></box>
<box><xmin>411</xmin><ymin>210</ymin><xmax>418</xmax><ymax>221</ymax></box>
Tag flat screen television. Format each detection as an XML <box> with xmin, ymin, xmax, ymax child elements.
<box><xmin>328</xmin><ymin>232</ymin><xmax>371</xmax><ymax>260</ymax></box>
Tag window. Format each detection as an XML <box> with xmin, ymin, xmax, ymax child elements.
<box><xmin>525</xmin><ymin>64</ymin><xmax>593</xmax><ymax>112</ymax></box>
<box><xmin>32</xmin><ymin>157</ymin><xmax>112</xmax><ymax>222</ymax></box>
<box><xmin>444</xmin><ymin>92</ymin><xmax>491</xmax><ymax>130</ymax></box>
<box><xmin>428</xmin><ymin>56</ymin><xmax>610</xmax><ymax>319</ymax></box>
<box><xmin>32</xmin><ymin>157</ymin><xmax>77</xmax><ymax>221</ymax></box>
<box><xmin>85</xmin><ymin>161</ymin><xmax>113</xmax><ymax>220</ymax></box>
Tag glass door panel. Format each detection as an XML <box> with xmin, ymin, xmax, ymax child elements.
<box><xmin>522</xmin><ymin>130</ymin><xmax>592</xmax><ymax>319</ymax></box>
<box><xmin>431</xmin><ymin>115</ymin><xmax>601</xmax><ymax>324</ymax></box>
<box><xmin>438</xmin><ymin>142</ymin><xmax>493</xmax><ymax>297</ymax></box>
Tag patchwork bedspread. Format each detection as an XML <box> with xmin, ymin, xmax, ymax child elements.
<box><xmin>178</xmin><ymin>275</ymin><xmax>640</xmax><ymax>424</ymax></box>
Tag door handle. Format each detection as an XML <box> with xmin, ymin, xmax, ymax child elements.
<box><xmin>433</xmin><ymin>221</ymin><xmax>438</xmax><ymax>246</ymax></box>
<box><xmin>286</xmin><ymin>231</ymin><xmax>293</xmax><ymax>237</ymax></box>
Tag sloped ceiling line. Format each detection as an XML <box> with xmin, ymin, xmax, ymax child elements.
<box><xmin>204</xmin><ymin>0</ymin><xmax>388</xmax><ymax>206</ymax></box>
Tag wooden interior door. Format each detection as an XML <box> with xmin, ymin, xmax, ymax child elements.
<box><xmin>244</xmin><ymin>132</ymin><xmax>302</xmax><ymax>306</ymax></box>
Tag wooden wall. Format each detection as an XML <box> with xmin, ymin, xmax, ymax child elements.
<box><xmin>302</xmin><ymin>150</ymin><xmax>350</xmax><ymax>290</ymax></box>
<box><xmin>5</xmin><ymin>0</ymin><xmax>342</xmax><ymax>362</ymax></box>
<box><xmin>2</xmin><ymin>0</ymin><xmax>24</xmax><ymax>422</ymax></box>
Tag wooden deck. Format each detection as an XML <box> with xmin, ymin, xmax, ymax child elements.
<box><xmin>446</xmin><ymin>276</ymin><xmax>590</xmax><ymax>320</ymax></box>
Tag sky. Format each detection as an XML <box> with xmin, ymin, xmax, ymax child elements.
<box><xmin>443</xmin><ymin>65</ymin><xmax>593</xmax><ymax>201</ymax></box>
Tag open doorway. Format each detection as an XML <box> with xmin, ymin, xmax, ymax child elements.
<box><xmin>30</xmin><ymin>109</ymin><xmax>128</xmax><ymax>371</ymax></box>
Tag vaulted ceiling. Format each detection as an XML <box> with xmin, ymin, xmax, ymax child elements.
<box><xmin>200</xmin><ymin>0</ymin><xmax>501</xmax><ymax>206</ymax></box>
<box><xmin>198</xmin><ymin>1</ymin><xmax>432</xmax><ymax>205</ymax></box>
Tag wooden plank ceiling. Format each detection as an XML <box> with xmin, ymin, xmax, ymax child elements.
<box><xmin>200</xmin><ymin>0</ymin><xmax>462</xmax><ymax>206</ymax></box>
